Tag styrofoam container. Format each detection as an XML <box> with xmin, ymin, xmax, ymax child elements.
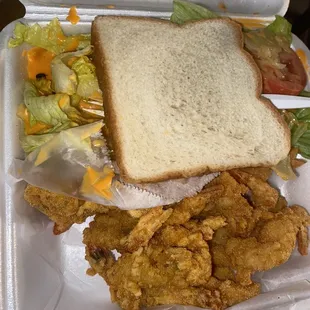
<box><xmin>1</xmin><ymin>1</ymin><xmax>310</xmax><ymax>310</ymax></box>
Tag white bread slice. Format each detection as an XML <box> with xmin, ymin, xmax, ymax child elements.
<box><xmin>92</xmin><ymin>16</ymin><xmax>290</xmax><ymax>184</ymax></box>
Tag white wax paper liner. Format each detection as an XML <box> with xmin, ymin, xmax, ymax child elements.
<box><xmin>8</xmin><ymin>121</ymin><xmax>219</xmax><ymax>209</ymax></box>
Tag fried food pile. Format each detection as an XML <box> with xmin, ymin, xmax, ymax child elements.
<box><xmin>24</xmin><ymin>168</ymin><xmax>310</xmax><ymax>310</ymax></box>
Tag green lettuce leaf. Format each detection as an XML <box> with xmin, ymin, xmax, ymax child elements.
<box><xmin>170</xmin><ymin>0</ymin><xmax>293</xmax><ymax>48</ymax></box>
<box><xmin>299</xmin><ymin>90</ymin><xmax>310</xmax><ymax>98</ymax></box>
<box><xmin>266</xmin><ymin>15</ymin><xmax>292</xmax><ymax>44</ymax></box>
<box><xmin>8</xmin><ymin>18</ymin><xmax>90</xmax><ymax>54</ymax></box>
<box><xmin>281</xmin><ymin>109</ymin><xmax>310</xmax><ymax>160</ymax></box>
<box><xmin>291</xmin><ymin>122</ymin><xmax>308</xmax><ymax>146</ymax></box>
<box><xmin>32</xmin><ymin>78</ymin><xmax>54</xmax><ymax>96</ymax></box>
<box><xmin>171</xmin><ymin>0</ymin><xmax>218</xmax><ymax>25</ymax></box>
<box><xmin>20</xmin><ymin>133</ymin><xmax>56</xmax><ymax>154</ymax></box>
<box><xmin>24</xmin><ymin>81</ymin><xmax>75</xmax><ymax>131</ymax></box>
<box><xmin>71</xmin><ymin>56</ymin><xmax>101</xmax><ymax>98</ymax></box>
<box><xmin>294</xmin><ymin>108</ymin><xmax>310</xmax><ymax>122</ymax></box>
<box><xmin>8</xmin><ymin>23</ymin><xmax>28</xmax><ymax>47</ymax></box>
<box><xmin>22</xmin><ymin>82</ymin><xmax>103</xmax><ymax>135</ymax></box>
<box><xmin>51</xmin><ymin>57</ymin><xmax>78</xmax><ymax>96</ymax></box>
<box><xmin>51</xmin><ymin>46</ymin><xmax>96</xmax><ymax>96</ymax></box>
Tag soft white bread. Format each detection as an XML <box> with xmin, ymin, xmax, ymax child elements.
<box><xmin>92</xmin><ymin>16</ymin><xmax>290</xmax><ymax>183</ymax></box>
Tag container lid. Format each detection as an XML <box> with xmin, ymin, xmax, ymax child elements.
<box><xmin>20</xmin><ymin>0</ymin><xmax>290</xmax><ymax>22</ymax></box>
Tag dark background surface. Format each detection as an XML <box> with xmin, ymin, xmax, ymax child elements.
<box><xmin>286</xmin><ymin>0</ymin><xmax>310</xmax><ymax>47</ymax></box>
<box><xmin>0</xmin><ymin>0</ymin><xmax>310</xmax><ymax>47</ymax></box>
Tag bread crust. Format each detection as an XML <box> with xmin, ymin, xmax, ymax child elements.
<box><xmin>92</xmin><ymin>16</ymin><xmax>291</xmax><ymax>184</ymax></box>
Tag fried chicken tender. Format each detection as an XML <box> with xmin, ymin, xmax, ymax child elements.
<box><xmin>24</xmin><ymin>184</ymin><xmax>113</xmax><ymax>234</ymax></box>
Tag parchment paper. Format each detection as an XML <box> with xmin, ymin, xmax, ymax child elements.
<box><xmin>8</xmin><ymin>122</ymin><xmax>218</xmax><ymax>209</ymax></box>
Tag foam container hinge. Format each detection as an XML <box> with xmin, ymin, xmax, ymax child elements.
<box><xmin>1</xmin><ymin>1</ymin><xmax>310</xmax><ymax>310</ymax></box>
<box><xmin>20</xmin><ymin>0</ymin><xmax>290</xmax><ymax>21</ymax></box>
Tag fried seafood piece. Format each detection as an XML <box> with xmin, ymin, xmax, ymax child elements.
<box><xmin>24</xmin><ymin>184</ymin><xmax>113</xmax><ymax>234</ymax></box>
<box><xmin>83</xmin><ymin>209</ymin><xmax>138</xmax><ymax>253</ymax></box>
<box><xmin>120</xmin><ymin>207</ymin><xmax>173</xmax><ymax>252</ymax></box>
<box><xmin>86</xmin><ymin>244</ymin><xmax>213</xmax><ymax>289</ymax></box>
<box><xmin>205</xmin><ymin>277</ymin><xmax>260</xmax><ymax>308</ymax></box>
<box><xmin>86</xmin><ymin>245</ymin><xmax>214</xmax><ymax>310</ymax></box>
<box><xmin>166</xmin><ymin>185</ymin><xmax>225</xmax><ymax>225</ymax></box>
<box><xmin>150</xmin><ymin>216</ymin><xmax>226</xmax><ymax>250</ymax></box>
<box><xmin>207</xmin><ymin>172</ymin><xmax>249</xmax><ymax>197</ymax></box>
<box><xmin>212</xmin><ymin>205</ymin><xmax>310</xmax><ymax>285</ymax></box>
<box><xmin>235</xmin><ymin>167</ymin><xmax>272</xmax><ymax>182</ymax></box>
<box><xmin>298</xmin><ymin>225</ymin><xmax>309</xmax><ymax>255</ymax></box>
<box><xmin>85</xmin><ymin>245</ymin><xmax>116</xmax><ymax>278</ymax></box>
<box><xmin>141</xmin><ymin>286</ymin><xmax>224</xmax><ymax>310</ymax></box>
<box><xmin>199</xmin><ymin>173</ymin><xmax>256</xmax><ymax>237</ymax></box>
<box><xmin>112</xmin><ymin>276</ymin><xmax>260</xmax><ymax>310</ymax></box>
<box><xmin>229</xmin><ymin>169</ymin><xmax>279</xmax><ymax>210</ymax></box>
<box><xmin>127</xmin><ymin>209</ymin><xmax>149</xmax><ymax>218</ymax></box>
<box><xmin>84</xmin><ymin>212</ymin><xmax>232</xmax><ymax>310</ymax></box>
<box><xmin>84</xmin><ymin>207</ymin><xmax>172</xmax><ymax>253</ymax></box>
<box><xmin>85</xmin><ymin>243</ymin><xmax>259</xmax><ymax>310</ymax></box>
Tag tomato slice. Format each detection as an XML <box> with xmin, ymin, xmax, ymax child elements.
<box><xmin>261</xmin><ymin>49</ymin><xmax>308</xmax><ymax>95</ymax></box>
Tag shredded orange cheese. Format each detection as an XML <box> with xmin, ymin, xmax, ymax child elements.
<box><xmin>26</xmin><ymin>47</ymin><xmax>55</xmax><ymax>80</ymax></box>
<box><xmin>66</xmin><ymin>6</ymin><xmax>80</xmax><ymax>25</ymax></box>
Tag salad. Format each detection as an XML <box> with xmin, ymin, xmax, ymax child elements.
<box><xmin>8</xmin><ymin>18</ymin><xmax>104</xmax><ymax>154</ymax></box>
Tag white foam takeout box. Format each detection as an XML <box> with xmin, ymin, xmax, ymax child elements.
<box><xmin>1</xmin><ymin>1</ymin><xmax>310</xmax><ymax>310</ymax></box>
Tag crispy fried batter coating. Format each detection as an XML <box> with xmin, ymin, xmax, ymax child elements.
<box><xmin>24</xmin><ymin>166</ymin><xmax>310</xmax><ymax>310</ymax></box>
<box><xmin>211</xmin><ymin>205</ymin><xmax>310</xmax><ymax>285</ymax></box>
<box><xmin>166</xmin><ymin>185</ymin><xmax>224</xmax><ymax>225</ymax></box>
<box><xmin>120</xmin><ymin>207</ymin><xmax>173</xmax><ymax>252</ymax></box>
<box><xmin>83</xmin><ymin>210</ymin><xmax>138</xmax><ymax>253</ymax></box>
<box><xmin>229</xmin><ymin>169</ymin><xmax>279</xmax><ymax>210</ymax></box>
<box><xmin>24</xmin><ymin>184</ymin><xmax>113</xmax><ymax>234</ymax></box>
<box><xmin>236</xmin><ymin>167</ymin><xmax>272</xmax><ymax>182</ymax></box>
<box><xmin>199</xmin><ymin>172</ymin><xmax>256</xmax><ymax>237</ymax></box>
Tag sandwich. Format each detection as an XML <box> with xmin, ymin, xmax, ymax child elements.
<box><xmin>92</xmin><ymin>16</ymin><xmax>290</xmax><ymax>183</ymax></box>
